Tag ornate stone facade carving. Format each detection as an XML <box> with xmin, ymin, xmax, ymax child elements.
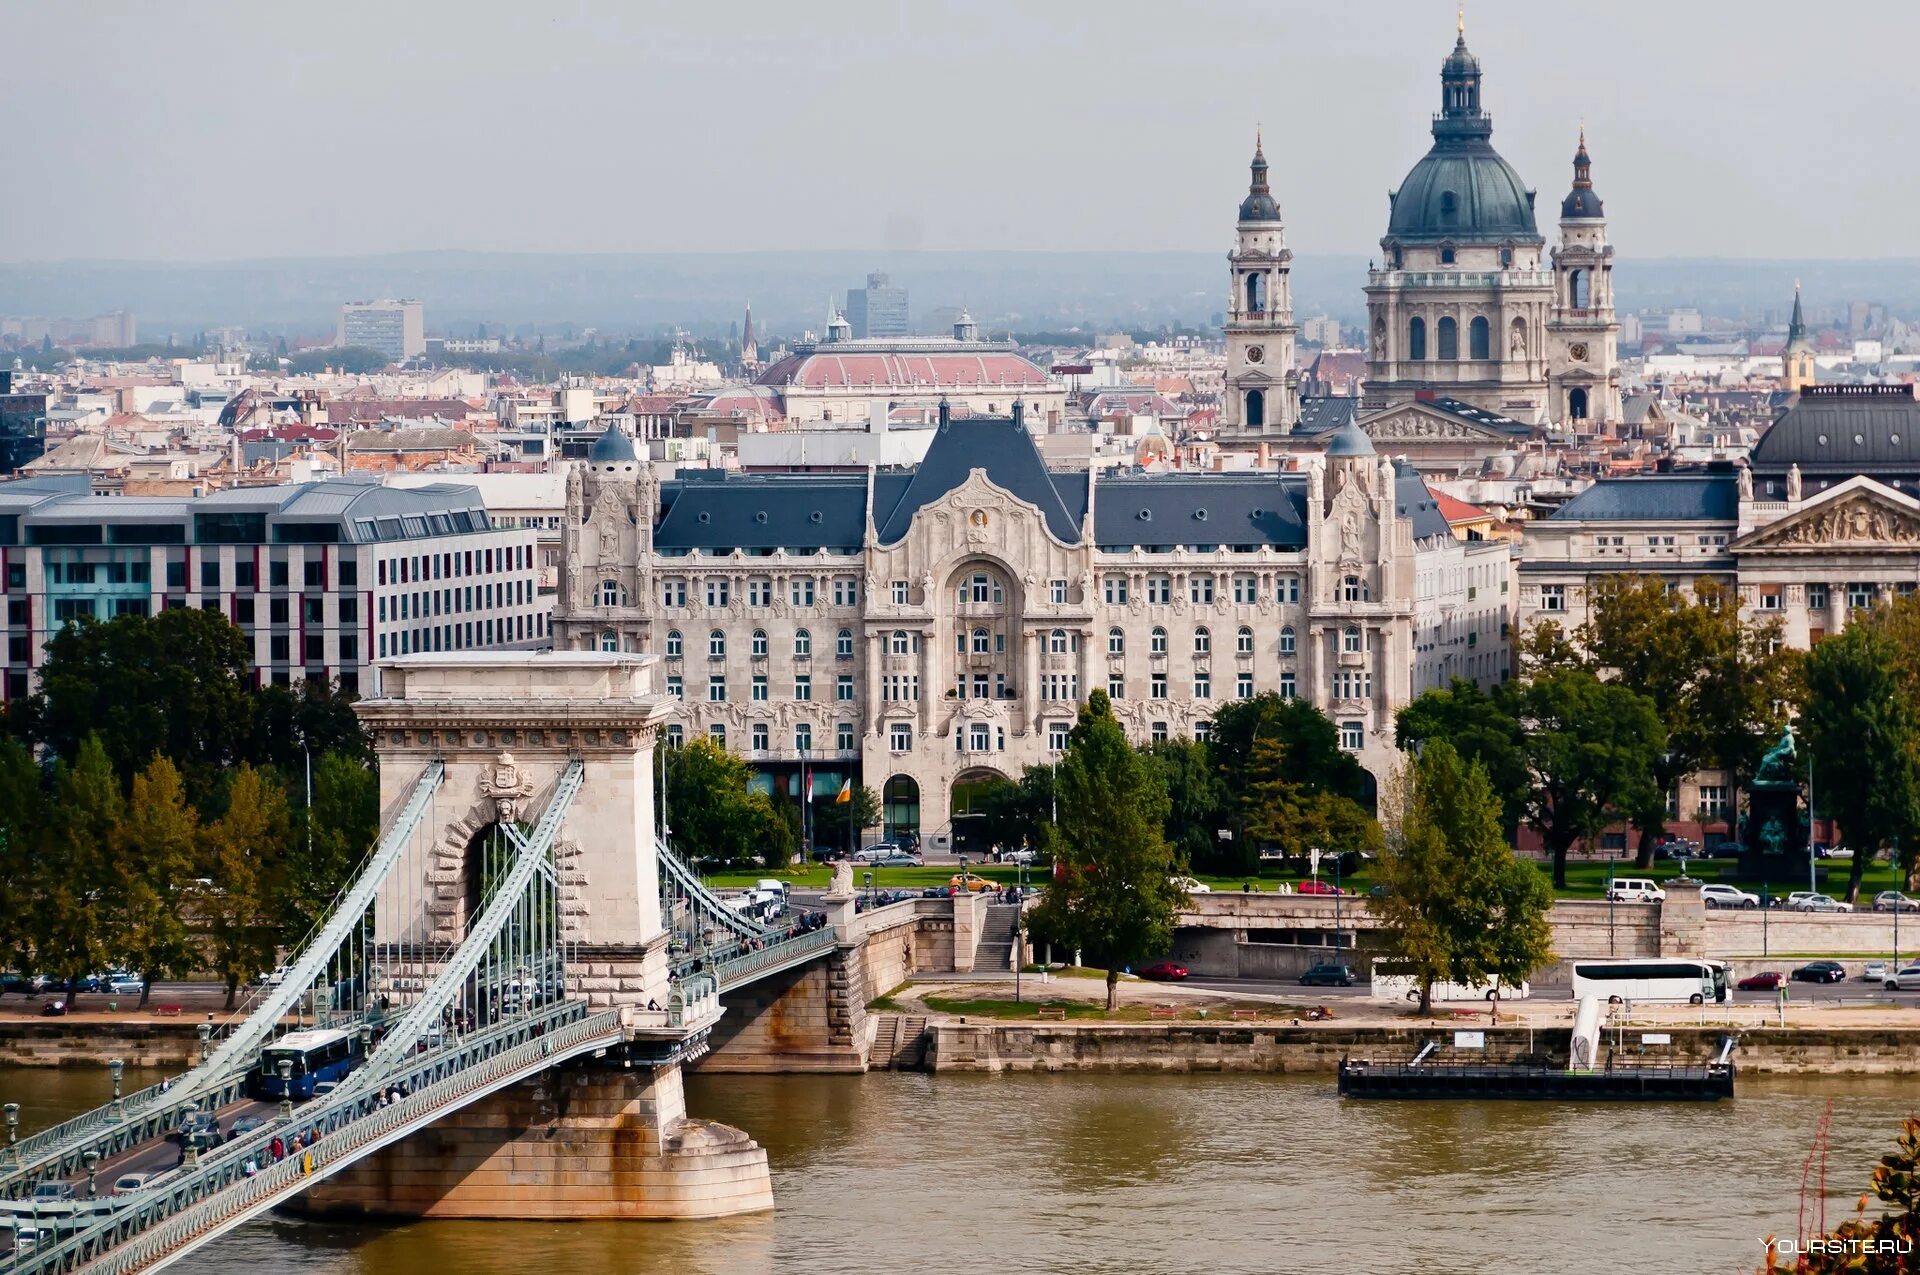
<box><xmin>1755</xmin><ymin>496</ymin><xmax>1920</xmax><ymax>548</ymax></box>
<box><xmin>478</xmin><ymin>751</ymin><xmax>537</xmax><ymax>824</ymax></box>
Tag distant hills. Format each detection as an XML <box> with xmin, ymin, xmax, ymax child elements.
<box><xmin>3</xmin><ymin>251</ymin><xmax>1917</xmax><ymax>340</ymax></box>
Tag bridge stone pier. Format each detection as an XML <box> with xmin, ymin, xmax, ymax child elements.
<box><xmin>299</xmin><ymin>652</ymin><xmax>774</xmax><ymax>1221</ymax></box>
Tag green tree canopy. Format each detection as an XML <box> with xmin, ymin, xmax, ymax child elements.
<box><xmin>0</xmin><ymin>739</ymin><xmax>44</xmax><ymax>977</ymax></box>
<box><xmin>34</xmin><ymin>735</ymin><xmax>127</xmax><ymax>1000</ymax></box>
<box><xmin>974</xmin><ymin>766</ymin><xmax>1057</xmax><ymax>857</ymax></box>
<box><xmin>661</xmin><ymin>737</ymin><xmax>782</xmax><ymax>868</ymax></box>
<box><xmin>284</xmin><ymin>751</ymin><xmax>380</xmax><ymax>935</ymax></box>
<box><xmin>1026</xmin><ymin>691</ymin><xmax>1183</xmax><ymax>1009</ymax></box>
<box><xmin>1514</xmin><ymin>669</ymin><xmax>1667</xmax><ymax>889</ymax></box>
<box><xmin>1395</xmin><ymin>678</ymin><xmax>1530</xmax><ymax>835</ymax></box>
<box><xmin>1375</xmin><ymin>741</ymin><xmax>1554</xmax><ymax>1013</ymax></box>
<box><xmin>203</xmin><ymin>764</ymin><xmax>291</xmax><ymax>1010</ymax></box>
<box><xmin>1801</xmin><ymin>623</ymin><xmax>1920</xmax><ymax>898</ymax></box>
<box><xmin>1144</xmin><ymin>737</ymin><xmax>1229</xmax><ymax>873</ymax></box>
<box><xmin>813</xmin><ymin>782</ymin><xmax>882</xmax><ymax>850</ymax></box>
<box><xmin>114</xmin><ymin>756</ymin><xmax>203</xmax><ymax>1004</ymax></box>
<box><xmin>1209</xmin><ymin>694</ymin><xmax>1370</xmax><ymax>806</ymax></box>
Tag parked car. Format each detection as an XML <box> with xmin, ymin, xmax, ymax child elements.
<box><xmin>1605</xmin><ymin>877</ymin><xmax>1666</xmax><ymax>903</ymax></box>
<box><xmin>257</xmin><ymin>965</ymin><xmax>292</xmax><ymax>987</ymax></box>
<box><xmin>1170</xmin><ymin>876</ymin><xmax>1211</xmax><ymax>895</ymax></box>
<box><xmin>1882</xmin><ymin>964</ymin><xmax>1920</xmax><ymax>992</ymax></box>
<box><xmin>1654</xmin><ymin>837</ymin><xmax>1701</xmax><ymax>859</ymax></box>
<box><xmin>1815</xmin><ymin>844</ymin><xmax>1854</xmax><ymax>860</ymax></box>
<box><xmin>1701</xmin><ymin>837</ymin><xmax>1741</xmax><ymax>857</ymax></box>
<box><xmin>1005</xmin><ymin>847</ymin><xmax>1038</xmax><ymax>866</ymax></box>
<box><xmin>1140</xmin><ymin>961</ymin><xmax>1189</xmax><ymax>981</ymax></box>
<box><xmin>1294</xmin><ymin>880</ymin><xmax>1344</xmax><ymax>896</ymax></box>
<box><xmin>1699</xmin><ymin>884</ymin><xmax>1760</xmax><ymax>909</ymax></box>
<box><xmin>1873</xmin><ymin>891</ymin><xmax>1920</xmax><ymax>913</ymax></box>
<box><xmin>868</xmin><ymin>851</ymin><xmax>922</xmax><ymax>868</ymax></box>
<box><xmin>1736</xmin><ymin>970</ymin><xmax>1786</xmax><ymax>991</ymax></box>
<box><xmin>1299</xmin><ymin>962</ymin><xmax>1356</xmax><ymax>987</ymax></box>
<box><xmin>106</xmin><ymin>973</ymin><xmax>144</xmax><ymax>996</ymax></box>
<box><xmin>0</xmin><ymin>973</ymin><xmax>50</xmax><ymax>996</ymax></box>
<box><xmin>1790</xmin><ymin>961</ymin><xmax>1848</xmax><ymax>984</ymax></box>
<box><xmin>1863</xmin><ymin>962</ymin><xmax>1892</xmax><ymax>982</ymax></box>
<box><xmin>1787</xmin><ymin>892</ymin><xmax>1853</xmax><ymax>913</ymax></box>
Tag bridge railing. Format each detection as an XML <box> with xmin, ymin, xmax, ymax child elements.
<box><xmin>15</xmin><ymin>1002</ymin><xmax>621</xmax><ymax>1275</ymax></box>
<box><xmin>709</xmin><ymin>927</ymin><xmax>838</xmax><ymax>989</ymax></box>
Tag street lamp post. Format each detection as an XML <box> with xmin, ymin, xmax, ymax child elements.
<box><xmin>180</xmin><ymin>1105</ymin><xmax>201</xmax><ymax>1167</ymax></box>
<box><xmin>109</xmin><ymin>1059</ymin><xmax>125</xmax><ymax>1117</ymax></box>
<box><xmin>83</xmin><ymin>1149</ymin><xmax>98</xmax><ymax>1200</ymax></box>
<box><xmin>276</xmin><ymin>1059</ymin><xmax>295</xmax><ymax>1125</ymax></box>
<box><xmin>3</xmin><ymin>1103</ymin><xmax>18</xmax><ymax>1166</ymax></box>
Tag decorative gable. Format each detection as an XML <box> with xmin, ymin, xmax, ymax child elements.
<box><xmin>1736</xmin><ymin>480</ymin><xmax>1920</xmax><ymax>552</ymax></box>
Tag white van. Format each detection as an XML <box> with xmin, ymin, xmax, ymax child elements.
<box><xmin>754</xmin><ymin>880</ymin><xmax>790</xmax><ymax>900</ymax></box>
<box><xmin>1605</xmin><ymin>877</ymin><xmax>1665</xmax><ymax>903</ymax></box>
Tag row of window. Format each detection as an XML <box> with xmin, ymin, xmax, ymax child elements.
<box><xmin>376</xmin><ymin>613</ymin><xmax>542</xmax><ymax>659</ymax></box>
<box><xmin>666</xmin><ymin>627</ymin><xmax>852</xmax><ymax>660</ymax></box>
<box><xmin>1102</xmin><ymin>574</ymin><xmax>1305</xmax><ymax>606</ymax></box>
<box><xmin>378</xmin><ymin>581</ymin><xmax>531</xmax><ymax>623</ymax></box>
<box><xmin>658</xmin><ymin>576</ymin><xmax>859</xmax><ymax>609</ymax></box>
<box><xmin>655</xmin><ymin>623</ymin><xmax>1369</xmax><ymax>663</ymax></box>
<box><xmin>662</xmin><ymin>714</ymin><xmax>1369</xmax><ymax>755</ymax></box>
<box><xmin>378</xmin><ymin>545</ymin><xmax>530</xmax><ymax>588</ymax></box>
<box><xmin>1540</xmin><ymin>581</ymin><xmax>1914</xmax><ymax>613</ymax></box>
<box><xmin>1404</xmin><ymin>315</ymin><xmax>1495</xmax><ymax>362</ymax></box>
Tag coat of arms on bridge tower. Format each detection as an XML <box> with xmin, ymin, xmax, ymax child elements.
<box><xmin>479</xmin><ymin>752</ymin><xmax>537</xmax><ymax>825</ymax></box>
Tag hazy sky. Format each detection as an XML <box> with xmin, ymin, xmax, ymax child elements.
<box><xmin>9</xmin><ymin>0</ymin><xmax>1920</xmax><ymax>263</ymax></box>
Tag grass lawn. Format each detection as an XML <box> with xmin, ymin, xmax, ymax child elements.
<box><xmin>919</xmin><ymin>993</ymin><xmax>1299</xmax><ymax>1022</ymax></box>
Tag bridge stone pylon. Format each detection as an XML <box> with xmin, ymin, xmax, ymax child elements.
<box><xmin>359</xmin><ymin>652</ymin><xmax>676</xmax><ymax>1012</ymax></box>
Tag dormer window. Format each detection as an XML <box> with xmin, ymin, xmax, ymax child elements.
<box><xmin>1439</xmin><ymin>246</ymin><xmax>1456</xmax><ymax>265</ymax></box>
<box><xmin>1499</xmin><ymin>245</ymin><xmax>1514</xmax><ymax>268</ymax></box>
<box><xmin>1391</xmin><ymin>246</ymin><xmax>1404</xmax><ymax>269</ymax></box>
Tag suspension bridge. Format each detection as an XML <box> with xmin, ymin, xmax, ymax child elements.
<box><xmin>0</xmin><ymin>653</ymin><xmax>844</xmax><ymax>1273</ymax></box>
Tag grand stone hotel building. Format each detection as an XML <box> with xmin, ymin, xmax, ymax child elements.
<box><xmin>555</xmin><ymin>417</ymin><xmax>1509</xmax><ymax>850</ymax></box>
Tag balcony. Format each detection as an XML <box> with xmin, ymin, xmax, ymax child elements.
<box><xmin>1366</xmin><ymin>269</ymin><xmax>1553</xmax><ymax>290</ymax></box>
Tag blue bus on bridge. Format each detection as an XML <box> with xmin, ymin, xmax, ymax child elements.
<box><xmin>249</xmin><ymin>1028</ymin><xmax>363</xmax><ymax>1100</ymax></box>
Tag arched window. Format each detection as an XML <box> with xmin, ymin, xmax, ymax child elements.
<box><xmin>1343</xmin><ymin>575</ymin><xmax>1368</xmax><ymax>602</ymax></box>
<box><xmin>970</xmin><ymin>627</ymin><xmax>990</xmax><ymax>654</ymax></box>
<box><xmin>1279</xmin><ymin>625</ymin><xmax>1296</xmax><ymax>655</ymax></box>
<box><xmin>1569</xmin><ymin>269</ymin><xmax>1590</xmax><ymax>309</ymax></box>
<box><xmin>1193</xmin><ymin>626</ymin><xmax>1211</xmax><ymax>655</ymax></box>
<box><xmin>1439</xmin><ymin>246</ymin><xmax>1456</xmax><ymax>266</ymax></box>
<box><xmin>891</xmin><ymin>629</ymin><xmax>911</xmax><ymax>655</ymax></box>
<box><xmin>1245</xmin><ymin>388</ymin><xmax>1265</xmax><ymax>428</ymax></box>
<box><xmin>1343</xmin><ymin>626</ymin><xmax>1362</xmax><ymax>653</ymax></box>
<box><xmin>600</xmin><ymin>631</ymin><xmax>619</xmax><ymax>652</ymax></box>
<box><xmin>751</xmin><ymin>628</ymin><xmax>768</xmax><ymax>657</ymax></box>
<box><xmin>1108</xmin><ymin>627</ymin><xmax>1125</xmax><ymax>656</ymax></box>
<box><xmin>1437</xmin><ymin>316</ymin><xmax>1459</xmax><ymax>361</ymax></box>
<box><xmin>1245</xmin><ymin>273</ymin><xmax>1265</xmax><ymax>314</ymax></box>
<box><xmin>794</xmin><ymin>628</ymin><xmax>812</xmax><ymax>657</ymax></box>
<box><xmin>1568</xmin><ymin>387</ymin><xmax>1590</xmax><ymax>421</ymax></box>
<box><xmin>665</xmin><ymin>629</ymin><xmax>683</xmax><ymax>659</ymax></box>
<box><xmin>1236</xmin><ymin>625</ymin><xmax>1254</xmax><ymax>655</ymax></box>
<box><xmin>600</xmin><ymin>579</ymin><xmax>624</xmax><ymax>607</ymax></box>
<box><xmin>1150</xmin><ymin>626</ymin><xmax>1168</xmax><ymax>655</ymax></box>
<box><xmin>1048</xmin><ymin>628</ymin><xmax>1068</xmax><ymax>655</ymax></box>
<box><xmin>1391</xmin><ymin>246</ymin><xmax>1404</xmax><ymax>269</ymax></box>
<box><xmin>836</xmin><ymin>628</ymin><xmax>854</xmax><ymax>657</ymax></box>
<box><xmin>1499</xmin><ymin>245</ymin><xmax>1514</xmax><ymax>268</ymax></box>
<box><xmin>1470</xmin><ymin>316</ymin><xmax>1490</xmax><ymax>361</ymax></box>
<box><xmin>1408</xmin><ymin>316</ymin><xmax>1427</xmax><ymax>361</ymax></box>
<box><xmin>708</xmin><ymin>629</ymin><xmax>726</xmax><ymax>658</ymax></box>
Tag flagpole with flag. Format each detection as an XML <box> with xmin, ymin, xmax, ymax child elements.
<box><xmin>836</xmin><ymin>777</ymin><xmax>853</xmax><ymax>859</ymax></box>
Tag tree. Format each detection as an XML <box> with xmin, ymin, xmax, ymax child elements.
<box><xmin>1241</xmin><ymin>736</ymin><xmax>1380</xmax><ymax>867</ymax></box>
<box><xmin>33</xmin><ymin>735</ymin><xmax>126</xmax><ymax>1003</ymax></box>
<box><xmin>1395</xmin><ymin>679</ymin><xmax>1530</xmax><ymax>835</ymax></box>
<box><xmin>203</xmin><ymin>765</ymin><xmax>291</xmax><ymax>1010</ymax></box>
<box><xmin>24</xmin><ymin>609</ymin><xmax>258</xmax><ymax>801</ymax></box>
<box><xmin>974</xmin><ymin>766</ymin><xmax>1057</xmax><ymax>858</ymax></box>
<box><xmin>1209</xmin><ymin>694</ymin><xmax>1370</xmax><ymax>806</ymax></box>
<box><xmin>659</xmin><ymin>737</ymin><xmax>775</xmax><ymax>868</ymax></box>
<box><xmin>813</xmin><ymin>782</ymin><xmax>881</xmax><ymax>850</ymax></box>
<box><xmin>284</xmin><ymin>752</ymin><xmax>379</xmax><ymax>936</ymax></box>
<box><xmin>1514</xmin><ymin>669</ymin><xmax>1667</xmax><ymax>889</ymax></box>
<box><xmin>0</xmin><ymin>739</ymin><xmax>44</xmax><ymax>978</ymax></box>
<box><xmin>1026</xmin><ymin>692</ymin><xmax>1183</xmax><ymax>1009</ymax></box>
<box><xmin>1375</xmin><ymin>741</ymin><xmax>1554</xmax><ymax>1013</ymax></box>
<box><xmin>251</xmin><ymin>679</ymin><xmax>371</xmax><ymax>775</ymax></box>
<box><xmin>1144</xmin><ymin>738</ymin><xmax>1229</xmax><ymax>873</ymax></box>
<box><xmin>1760</xmin><ymin>1115</ymin><xmax>1920</xmax><ymax>1272</ymax></box>
<box><xmin>1800</xmin><ymin>624</ymin><xmax>1920</xmax><ymax>899</ymax></box>
<box><xmin>114</xmin><ymin>757</ymin><xmax>202</xmax><ymax>1006</ymax></box>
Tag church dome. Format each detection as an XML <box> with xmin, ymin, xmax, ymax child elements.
<box><xmin>1237</xmin><ymin>134</ymin><xmax>1281</xmax><ymax>223</ymax></box>
<box><xmin>1324</xmin><ymin>417</ymin><xmax>1376</xmax><ymax>458</ymax></box>
<box><xmin>1384</xmin><ymin>30</ymin><xmax>1540</xmax><ymax>246</ymax></box>
<box><xmin>589</xmin><ymin>425</ymin><xmax>637</xmax><ymax>463</ymax></box>
<box><xmin>1559</xmin><ymin>132</ymin><xmax>1604</xmax><ymax>219</ymax></box>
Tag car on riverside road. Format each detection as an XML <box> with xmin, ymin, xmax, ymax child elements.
<box><xmin>1299</xmin><ymin>963</ymin><xmax>1357</xmax><ymax>987</ymax></box>
<box><xmin>1864</xmin><ymin>962</ymin><xmax>1891</xmax><ymax>982</ymax></box>
<box><xmin>1140</xmin><ymin>962</ymin><xmax>1188</xmax><ymax>981</ymax></box>
<box><xmin>1873</xmin><ymin>891</ymin><xmax>1920</xmax><ymax>913</ymax></box>
<box><xmin>1736</xmin><ymin>970</ymin><xmax>1786</xmax><ymax>992</ymax></box>
<box><xmin>1699</xmin><ymin>884</ymin><xmax>1760</xmax><ymax>909</ymax></box>
<box><xmin>1171</xmin><ymin>877</ymin><xmax>1211</xmax><ymax>895</ymax></box>
<box><xmin>1787</xmin><ymin>892</ymin><xmax>1853</xmax><ymax>913</ymax></box>
<box><xmin>948</xmin><ymin>874</ymin><xmax>997</xmax><ymax>893</ymax></box>
<box><xmin>1294</xmin><ymin>880</ymin><xmax>1344</xmax><ymax>896</ymax></box>
<box><xmin>1790</xmin><ymin>961</ymin><xmax>1848</xmax><ymax>984</ymax></box>
<box><xmin>1882</xmin><ymin>965</ymin><xmax>1920</xmax><ymax>992</ymax></box>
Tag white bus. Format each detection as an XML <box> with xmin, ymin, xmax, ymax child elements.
<box><xmin>1369</xmin><ymin>958</ymin><xmax>1530</xmax><ymax>1004</ymax></box>
<box><xmin>1568</xmin><ymin>959</ymin><xmax>1729</xmax><ymax>1005</ymax></box>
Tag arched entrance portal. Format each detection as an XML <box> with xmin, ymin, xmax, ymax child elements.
<box><xmin>1567</xmin><ymin>386</ymin><xmax>1590</xmax><ymax>422</ymax></box>
<box><xmin>883</xmin><ymin>774</ymin><xmax>921</xmax><ymax>846</ymax></box>
<box><xmin>949</xmin><ymin>767</ymin><xmax>1006</xmax><ymax>855</ymax></box>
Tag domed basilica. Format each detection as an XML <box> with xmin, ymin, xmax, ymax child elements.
<box><xmin>1221</xmin><ymin>20</ymin><xmax>1620</xmax><ymax>456</ymax></box>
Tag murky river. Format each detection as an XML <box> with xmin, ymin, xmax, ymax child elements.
<box><xmin>4</xmin><ymin>1066</ymin><xmax>1913</xmax><ymax>1274</ymax></box>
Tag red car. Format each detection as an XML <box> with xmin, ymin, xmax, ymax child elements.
<box><xmin>1736</xmin><ymin>970</ymin><xmax>1785</xmax><ymax>991</ymax></box>
<box><xmin>1140</xmin><ymin>961</ymin><xmax>1188</xmax><ymax>981</ymax></box>
<box><xmin>1295</xmin><ymin>880</ymin><xmax>1343</xmax><ymax>896</ymax></box>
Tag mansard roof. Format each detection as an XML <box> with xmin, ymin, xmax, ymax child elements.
<box><xmin>1092</xmin><ymin>472</ymin><xmax>1308</xmax><ymax>550</ymax></box>
<box><xmin>655</xmin><ymin>471</ymin><xmax>869</xmax><ymax>552</ymax></box>
<box><xmin>1549</xmin><ymin>473</ymin><xmax>1740</xmax><ymax>522</ymax></box>
<box><xmin>874</xmin><ymin>413</ymin><xmax>1082</xmax><ymax>545</ymax></box>
<box><xmin>1393</xmin><ymin>460</ymin><xmax>1453</xmax><ymax>540</ymax></box>
<box><xmin>1750</xmin><ymin>384</ymin><xmax>1920</xmax><ymax>474</ymax></box>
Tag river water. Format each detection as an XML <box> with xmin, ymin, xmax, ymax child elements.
<box><xmin>4</xmin><ymin>1067</ymin><xmax>1913</xmax><ymax>1274</ymax></box>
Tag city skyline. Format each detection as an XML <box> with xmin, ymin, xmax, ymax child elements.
<box><xmin>7</xmin><ymin>0</ymin><xmax>1920</xmax><ymax>263</ymax></box>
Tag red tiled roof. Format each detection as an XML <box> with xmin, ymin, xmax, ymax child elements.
<box><xmin>1431</xmin><ymin>491</ymin><xmax>1491</xmax><ymax>525</ymax></box>
<box><xmin>756</xmin><ymin>351</ymin><xmax>1046</xmax><ymax>390</ymax></box>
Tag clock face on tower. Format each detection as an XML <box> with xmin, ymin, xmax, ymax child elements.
<box><xmin>1245</xmin><ymin>345</ymin><xmax>1264</xmax><ymax>365</ymax></box>
<box><xmin>1569</xmin><ymin>342</ymin><xmax>1589</xmax><ymax>362</ymax></box>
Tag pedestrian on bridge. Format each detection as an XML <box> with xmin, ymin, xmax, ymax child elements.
<box><xmin>269</xmin><ymin>1135</ymin><xmax>284</xmax><ymax>1162</ymax></box>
